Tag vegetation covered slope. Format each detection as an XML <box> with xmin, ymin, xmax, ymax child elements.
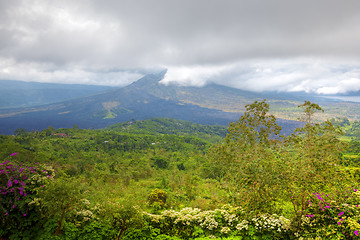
<box><xmin>106</xmin><ymin>118</ymin><xmax>228</xmax><ymax>143</ymax></box>
<box><xmin>1</xmin><ymin>101</ymin><xmax>360</xmax><ymax>239</ymax></box>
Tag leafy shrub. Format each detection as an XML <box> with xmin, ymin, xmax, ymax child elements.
<box><xmin>148</xmin><ymin>188</ymin><xmax>168</xmax><ymax>210</ymax></box>
<box><xmin>0</xmin><ymin>152</ymin><xmax>54</xmax><ymax>238</ymax></box>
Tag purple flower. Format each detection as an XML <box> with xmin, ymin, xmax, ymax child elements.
<box><xmin>5</xmin><ymin>212</ymin><xmax>8</xmax><ymax>215</ymax></box>
<box><xmin>19</xmin><ymin>186</ymin><xmax>24</xmax><ymax>195</ymax></box>
<box><xmin>314</xmin><ymin>193</ymin><xmax>324</xmax><ymax>201</ymax></box>
<box><xmin>23</xmin><ymin>214</ymin><xmax>26</xmax><ymax>217</ymax></box>
<box><xmin>7</xmin><ymin>180</ymin><xmax>13</xmax><ymax>187</ymax></box>
<box><xmin>339</xmin><ymin>211</ymin><xmax>344</xmax><ymax>217</ymax></box>
<box><xmin>10</xmin><ymin>152</ymin><xmax>18</xmax><ymax>156</ymax></box>
<box><xmin>355</xmin><ymin>230</ymin><xmax>359</xmax><ymax>236</ymax></box>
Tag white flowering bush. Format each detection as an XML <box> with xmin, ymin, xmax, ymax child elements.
<box><xmin>72</xmin><ymin>198</ymin><xmax>96</xmax><ymax>225</ymax></box>
<box><xmin>144</xmin><ymin>205</ymin><xmax>291</xmax><ymax>239</ymax></box>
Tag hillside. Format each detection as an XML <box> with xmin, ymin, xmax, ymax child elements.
<box><xmin>106</xmin><ymin>117</ymin><xmax>228</xmax><ymax>143</ymax></box>
<box><xmin>0</xmin><ymin>80</ymin><xmax>115</xmax><ymax>109</ymax></box>
<box><xmin>1</xmin><ymin>100</ymin><xmax>359</xmax><ymax>239</ymax></box>
<box><xmin>0</xmin><ymin>73</ymin><xmax>242</xmax><ymax>134</ymax></box>
<box><xmin>1</xmin><ymin>71</ymin><xmax>358</xmax><ymax>134</ymax></box>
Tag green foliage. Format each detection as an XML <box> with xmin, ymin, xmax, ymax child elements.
<box><xmin>106</xmin><ymin>117</ymin><xmax>227</xmax><ymax>143</ymax></box>
<box><xmin>284</xmin><ymin>102</ymin><xmax>350</xmax><ymax>226</ymax></box>
<box><xmin>148</xmin><ymin>189</ymin><xmax>168</xmax><ymax>211</ymax></box>
<box><xmin>206</xmin><ymin>100</ymin><xmax>353</xmax><ymax>222</ymax></box>
<box><xmin>152</xmin><ymin>156</ymin><xmax>170</xmax><ymax>169</ymax></box>
<box><xmin>207</xmin><ymin>100</ymin><xmax>283</xmax><ymax>212</ymax></box>
<box><xmin>0</xmin><ymin>109</ymin><xmax>359</xmax><ymax>239</ymax></box>
<box><xmin>0</xmin><ymin>153</ymin><xmax>54</xmax><ymax>239</ymax></box>
<box><xmin>14</xmin><ymin>128</ymin><xmax>28</xmax><ymax>136</ymax></box>
<box><xmin>37</xmin><ymin>176</ymin><xmax>87</xmax><ymax>235</ymax></box>
<box><xmin>102</xmin><ymin>199</ymin><xmax>144</xmax><ymax>240</ymax></box>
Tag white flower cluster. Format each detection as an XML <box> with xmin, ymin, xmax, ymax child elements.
<box><xmin>161</xmin><ymin>208</ymin><xmax>202</xmax><ymax>226</ymax></box>
<box><xmin>73</xmin><ymin>199</ymin><xmax>96</xmax><ymax>224</ymax></box>
<box><xmin>145</xmin><ymin>212</ymin><xmax>164</xmax><ymax>223</ymax></box>
<box><xmin>30</xmin><ymin>164</ymin><xmax>55</xmax><ymax>185</ymax></box>
<box><xmin>146</xmin><ymin>206</ymin><xmax>240</xmax><ymax>232</ymax></box>
<box><xmin>76</xmin><ymin>209</ymin><xmax>94</xmax><ymax>222</ymax></box>
<box><xmin>236</xmin><ymin>220</ymin><xmax>249</xmax><ymax>231</ymax></box>
<box><xmin>251</xmin><ymin>214</ymin><xmax>290</xmax><ymax>232</ymax></box>
<box><xmin>145</xmin><ymin>206</ymin><xmax>290</xmax><ymax>237</ymax></box>
<box><xmin>220</xmin><ymin>226</ymin><xmax>231</xmax><ymax>234</ymax></box>
<box><xmin>199</xmin><ymin>213</ymin><xmax>219</xmax><ymax>230</ymax></box>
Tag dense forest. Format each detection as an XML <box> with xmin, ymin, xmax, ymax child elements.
<box><xmin>1</xmin><ymin>101</ymin><xmax>360</xmax><ymax>239</ymax></box>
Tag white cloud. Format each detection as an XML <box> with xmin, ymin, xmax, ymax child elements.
<box><xmin>161</xmin><ymin>65</ymin><xmax>232</xmax><ymax>86</ymax></box>
<box><xmin>0</xmin><ymin>57</ymin><xmax>143</xmax><ymax>86</ymax></box>
<box><xmin>163</xmin><ymin>59</ymin><xmax>360</xmax><ymax>94</ymax></box>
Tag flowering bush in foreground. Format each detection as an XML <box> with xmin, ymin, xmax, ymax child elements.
<box><xmin>144</xmin><ymin>205</ymin><xmax>291</xmax><ymax>239</ymax></box>
<box><xmin>0</xmin><ymin>152</ymin><xmax>54</xmax><ymax>237</ymax></box>
<box><xmin>297</xmin><ymin>189</ymin><xmax>360</xmax><ymax>239</ymax></box>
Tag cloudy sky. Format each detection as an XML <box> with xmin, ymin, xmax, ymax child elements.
<box><xmin>1</xmin><ymin>0</ymin><xmax>360</xmax><ymax>94</ymax></box>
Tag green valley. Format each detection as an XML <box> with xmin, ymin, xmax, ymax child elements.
<box><xmin>2</xmin><ymin>101</ymin><xmax>360</xmax><ymax>239</ymax></box>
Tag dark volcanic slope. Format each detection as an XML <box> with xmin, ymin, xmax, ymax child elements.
<box><xmin>0</xmin><ymin>72</ymin><xmax>244</xmax><ymax>134</ymax></box>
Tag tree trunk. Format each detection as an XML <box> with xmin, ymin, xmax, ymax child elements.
<box><xmin>55</xmin><ymin>208</ymin><xmax>66</xmax><ymax>235</ymax></box>
<box><xmin>117</xmin><ymin>227</ymin><xmax>126</xmax><ymax>240</ymax></box>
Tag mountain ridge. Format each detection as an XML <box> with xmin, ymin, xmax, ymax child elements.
<box><xmin>0</xmin><ymin>79</ymin><xmax>116</xmax><ymax>109</ymax></box>
<box><xmin>0</xmin><ymin>71</ymin><xmax>359</xmax><ymax>135</ymax></box>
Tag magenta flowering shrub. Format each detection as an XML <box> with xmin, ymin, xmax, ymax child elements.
<box><xmin>0</xmin><ymin>152</ymin><xmax>54</xmax><ymax>236</ymax></box>
<box><xmin>298</xmin><ymin>189</ymin><xmax>360</xmax><ymax>239</ymax></box>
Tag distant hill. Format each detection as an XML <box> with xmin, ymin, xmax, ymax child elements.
<box><xmin>0</xmin><ymin>72</ymin><xmax>246</xmax><ymax>134</ymax></box>
<box><xmin>120</xmin><ymin>70</ymin><xmax>360</xmax><ymax>121</ymax></box>
<box><xmin>106</xmin><ymin>117</ymin><xmax>228</xmax><ymax>143</ymax></box>
<box><xmin>0</xmin><ymin>80</ymin><xmax>115</xmax><ymax>109</ymax></box>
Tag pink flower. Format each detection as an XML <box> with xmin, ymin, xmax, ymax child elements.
<box><xmin>355</xmin><ymin>230</ymin><xmax>359</xmax><ymax>236</ymax></box>
<box><xmin>314</xmin><ymin>193</ymin><xmax>324</xmax><ymax>201</ymax></box>
<box><xmin>10</xmin><ymin>152</ymin><xmax>18</xmax><ymax>156</ymax></box>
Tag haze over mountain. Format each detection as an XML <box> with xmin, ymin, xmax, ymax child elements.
<box><xmin>1</xmin><ymin>71</ymin><xmax>360</xmax><ymax>135</ymax></box>
<box><xmin>0</xmin><ymin>80</ymin><xmax>115</xmax><ymax>109</ymax></box>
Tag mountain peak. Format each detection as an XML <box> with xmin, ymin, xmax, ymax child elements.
<box><xmin>128</xmin><ymin>70</ymin><xmax>167</xmax><ymax>90</ymax></box>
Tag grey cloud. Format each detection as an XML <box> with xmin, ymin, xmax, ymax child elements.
<box><xmin>1</xmin><ymin>0</ymin><xmax>360</xmax><ymax>92</ymax></box>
